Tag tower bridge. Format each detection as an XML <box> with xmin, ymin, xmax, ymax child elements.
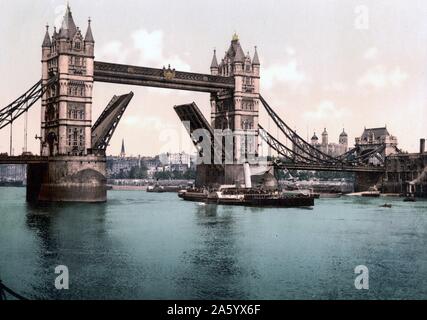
<box><xmin>0</xmin><ymin>5</ymin><xmax>425</xmax><ymax>201</ymax></box>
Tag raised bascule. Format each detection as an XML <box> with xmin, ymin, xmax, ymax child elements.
<box><xmin>0</xmin><ymin>5</ymin><xmax>426</xmax><ymax>201</ymax></box>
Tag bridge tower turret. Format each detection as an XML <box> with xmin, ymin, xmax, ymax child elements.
<box><xmin>211</xmin><ymin>34</ymin><xmax>260</xmax><ymax>162</ymax></box>
<box><xmin>210</xmin><ymin>50</ymin><xmax>219</xmax><ymax>76</ymax></box>
<box><xmin>40</xmin><ymin>4</ymin><xmax>94</xmax><ymax>157</ymax></box>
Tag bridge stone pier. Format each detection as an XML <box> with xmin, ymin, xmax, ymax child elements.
<box><xmin>27</xmin><ymin>156</ymin><xmax>106</xmax><ymax>202</ymax></box>
<box><xmin>354</xmin><ymin>171</ymin><xmax>384</xmax><ymax>192</ymax></box>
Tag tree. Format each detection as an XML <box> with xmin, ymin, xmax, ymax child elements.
<box><xmin>128</xmin><ymin>164</ymin><xmax>148</xmax><ymax>179</ymax></box>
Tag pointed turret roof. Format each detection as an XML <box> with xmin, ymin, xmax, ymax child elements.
<box><xmin>252</xmin><ymin>46</ymin><xmax>260</xmax><ymax>65</ymax></box>
<box><xmin>52</xmin><ymin>26</ymin><xmax>58</xmax><ymax>40</ymax></box>
<box><xmin>340</xmin><ymin>129</ymin><xmax>348</xmax><ymax>137</ymax></box>
<box><xmin>234</xmin><ymin>44</ymin><xmax>245</xmax><ymax>63</ymax></box>
<box><xmin>85</xmin><ymin>18</ymin><xmax>95</xmax><ymax>43</ymax></box>
<box><xmin>42</xmin><ymin>25</ymin><xmax>51</xmax><ymax>47</ymax></box>
<box><xmin>312</xmin><ymin>132</ymin><xmax>318</xmax><ymax>141</ymax></box>
<box><xmin>59</xmin><ymin>4</ymin><xmax>77</xmax><ymax>39</ymax></box>
<box><xmin>225</xmin><ymin>33</ymin><xmax>245</xmax><ymax>63</ymax></box>
<box><xmin>210</xmin><ymin>49</ymin><xmax>218</xmax><ymax>69</ymax></box>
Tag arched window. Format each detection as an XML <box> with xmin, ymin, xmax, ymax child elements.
<box><xmin>73</xmin><ymin>129</ymin><xmax>78</xmax><ymax>146</ymax></box>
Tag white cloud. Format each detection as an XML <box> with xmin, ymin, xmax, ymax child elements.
<box><xmin>132</xmin><ymin>29</ymin><xmax>163</xmax><ymax>63</ymax></box>
<box><xmin>363</xmin><ymin>47</ymin><xmax>379</xmax><ymax>60</ymax></box>
<box><xmin>303</xmin><ymin>100</ymin><xmax>350</xmax><ymax>120</ymax></box>
<box><xmin>358</xmin><ymin>65</ymin><xmax>408</xmax><ymax>89</ymax></box>
<box><xmin>98</xmin><ymin>28</ymin><xmax>191</xmax><ymax>97</ymax></box>
<box><xmin>285</xmin><ymin>46</ymin><xmax>296</xmax><ymax>56</ymax></box>
<box><xmin>98</xmin><ymin>28</ymin><xmax>191</xmax><ymax>71</ymax></box>
<box><xmin>98</xmin><ymin>41</ymin><xmax>129</xmax><ymax>64</ymax></box>
<box><xmin>123</xmin><ymin>115</ymin><xmax>169</xmax><ymax>130</ymax></box>
<box><xmin>389</xmin><ymin>68</ymin><xmax>409</xmax><ymax>86</ymax></box>
<box><xmin>323</xmin><ymin>82</ymin><xmax>347</xmax><ymax>93</ymax></box>
<box><xmin>53</xmin><ymin>5</ymin><xmax>67</xmax><ymax>30</ymax></box>
<box><xmin>262</xmin><ymin>59</ymin><xmax>308</xmax><ymax>89</ymax></box>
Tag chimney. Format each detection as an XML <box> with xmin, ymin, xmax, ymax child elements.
<box><xmin>420</xmin><ymin>139</ymin><xmax>425</xmax><ymax>154</ymax></box>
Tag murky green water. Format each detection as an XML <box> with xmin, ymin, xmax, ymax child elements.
<box><xmin>0</xmin><ymin>187</ymin><xmax>426</xmax><ymax>300</ymax></box>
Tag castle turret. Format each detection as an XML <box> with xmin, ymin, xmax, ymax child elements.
<box><xmin>252</xmin><ymin>46</ymin><xmax>260</xmax><ymax>75</ymax></box>
<box><xmin>42</xmin><ymin>25</ymin><xmax>52</xmax><ymax>49</ymax></box>
<box><xmin>322</xmin><ymin>128</ymin><xmax>328</xmax><ymax>146</ymax></box>
<box><xmin>311</xmin><ymin>132</ymin><xmax>319</xmax><ymax>146</ymax></box>
<box><xmin>84</xmin><ymin>18</ymin><xmax>95</xmax><ymax>56</ymax></box>
<box><xmin>210</xmin><ymin>49</ymin><xmax>219</xmax><ymax>75</ymax></box>
<box><xmin>339</xmin><ymin>129</ymin><xmax>348</xmax><ymax>148</ymax></box>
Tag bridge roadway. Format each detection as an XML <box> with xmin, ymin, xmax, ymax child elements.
<box><xmin>273</xmin><ymin>161</ymin><xmax>386</xmax><ymax>173</ymax></box>
<box><xmin>0</xmin><ymin>156</ymin><xmax>385</xmax><ymax>173</ymax></box>
<box><xmin>93</xmin><ymin>61</ymin><xmax>235</xmax><ymax>93</ymax></box>
<box><xmin>0</xmin><ymin>155</ymin><xmax>48</xmax><ymax>165</ymax></box>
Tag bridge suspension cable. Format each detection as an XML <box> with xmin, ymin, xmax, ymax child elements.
<box><xmin>258</xmin><ymin>95</ymin><xmax>388</xmax><ymax>168</ymax></box>
<box><xmin>259</xmin><ymin>124</ymin><xmax>318</xmax><ymax>164</ymax></box>
<box><xmin>259</xmin><ymin>95</ymin><xmax>343</xmax><ymax>165</ymax></box>
<box><xmin>0</xmin><ymin>77</ymin><xmax>57</xmax><ymax>131</ymax></box>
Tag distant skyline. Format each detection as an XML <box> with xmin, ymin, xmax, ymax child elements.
<box><xmin>0</xmin><ymin>0</ymin><xmax>426</xmax><ymax>156</ymax></box>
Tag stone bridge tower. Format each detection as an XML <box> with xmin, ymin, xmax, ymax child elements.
<box><xmin>41</xmin><ymin>4</ymin><xmax>94</xmax><ymax>157</ymax></box>
<box><xmin>28</xmin><ymin>5</ymin><xmax>106</xmax><ymax>203</ymax></box>
<box><xmin>210</xmin><ymin>34</ymin><xmax>260</xmax><ymax>162</ymax></box>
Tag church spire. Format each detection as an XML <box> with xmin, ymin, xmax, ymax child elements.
<box><xmin>120</xmin><ymin>139</ymin><xmax>126</xmax><ymax>157</ymax></box>
<box><xmin>42</xmin><ymin>25</ymin><xmax>51</xmax><ymax>47</ymax></box>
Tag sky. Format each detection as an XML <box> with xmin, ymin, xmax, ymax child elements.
<box><xmin>0</xmin><ymin>0</ymin><xmax>426</xmax><ymax>156</ymax></box>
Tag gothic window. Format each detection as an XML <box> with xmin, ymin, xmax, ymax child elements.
<box><xmin>46</xmin><ymin>105</ymin><xmax>55</xmax><ymax>121</ymax></box>
<box><xmin>79</xmin><ymin>129</ymin><xmax>84</xmax><ymax>147</ymax></box>
<box><xmin>75</xmin><ymin>42</ymin><xmax>81</xmax><ymax>50</ymax></box>
<box><xmin>73</xmin><ymin>128</ymin><xmax>78</xmax><ymax>147</ymax></box>
<box><xmin>67</xmin><ymin>103</ymin><xmax>85</xmax><ymax>120</ymax></box>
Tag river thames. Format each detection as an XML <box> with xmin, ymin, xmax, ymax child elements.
<box><xmin>0</xmin><ymin>187</ymin><xmax>426</xmax><ymax>300</ymax></box>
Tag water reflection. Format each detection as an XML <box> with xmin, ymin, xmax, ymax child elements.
<box><xmin>23</xmin><ymin>202</ymin><xmax>128</xmax><ymax>299</ymax></box>
<box><xmin>0</xmin><ymin>188</ymin><xmax>425</xmax><ymax>300</ymax></box>
<box><xmin>177</xmin><ymin>204</ymin><xmax>245</xmax><ymax>299</ymax></box>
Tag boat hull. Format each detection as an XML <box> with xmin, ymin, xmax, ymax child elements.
<box><xmin>182</xmin><ymin>190</ymin><xmax>315</xmax><ymax>208</ymax></box>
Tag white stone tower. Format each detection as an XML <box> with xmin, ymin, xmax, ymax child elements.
<box><xmin>321</xmin><ymin>128</ymin><xmax>328</xmax><ymax>146</ymax></box>
<box><xmin>210</xmin><ymin>34</ymin><xmax>260</xmax><ymax>162</ymax></box>
<box><xmin>41</xmin><ymin>5</ymin><xmax>94</xmax><ymax>156</ymax></box>
<box><xmin>339</xmin><ymin>129</ymin><xmax>348</xmax><ymax>150</ymax></box>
